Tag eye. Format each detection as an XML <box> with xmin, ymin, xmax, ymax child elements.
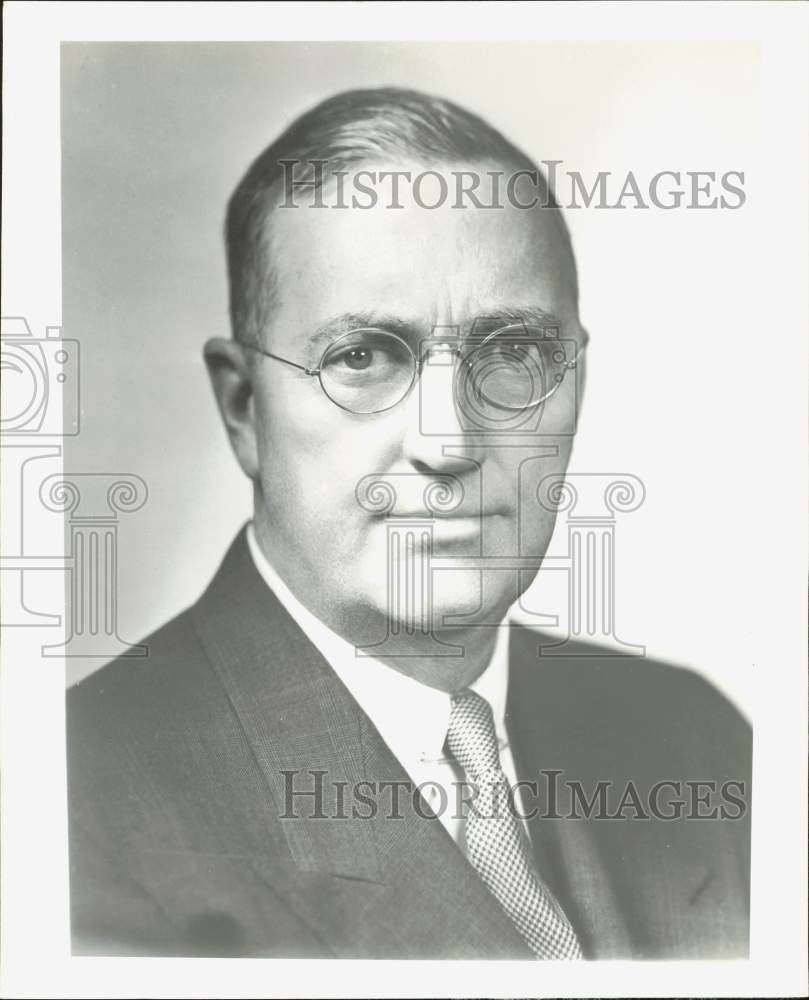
<box><xmin>341</xmin><ymin>347</ymin><xmax>374</xmax><ymax>371</ymax></box>
<box><xmin>324</xmin><ymin>331</ymin><xmax>413</xmax><ymax>378</ymax></box>
<box><xmin>318</xmin><ymin>329</ymin><xmax>416</xmax><ymax>411</ymax></box>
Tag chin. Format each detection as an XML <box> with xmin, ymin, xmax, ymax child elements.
<box><xmin>395</xmin><ymin>570</ymin><xmax>509</xmax><ymax>631</ymax></box>
<box><xmin>353</xmin><ymin>543</ymin><xmax>513</xmax><ymax>628</ymax></box>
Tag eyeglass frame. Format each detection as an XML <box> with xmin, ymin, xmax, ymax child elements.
<box><xmin>244</xmin><ymin>324</ymin><xmax>587</xmax><ymax>416</ymax></box>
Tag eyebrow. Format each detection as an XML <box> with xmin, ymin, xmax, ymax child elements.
<box><xmin>308</xmin><ymin>312</ymin><xmax>422</xmax><ymax>348</ymax></box>
<box><xmin>307</xmin><ymin>306</ymin><xmax>564</xmax><ymax>349</ymax></box>
<box><xmin>469</xmin><ymin>306</ymin><xmax>562</xmax><ymax>334</ymax></box>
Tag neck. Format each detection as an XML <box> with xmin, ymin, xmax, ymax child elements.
<box><xmin>376</xmin><ymin>626</ymin><xmax>500</xmax><ymax>694</ymax></box>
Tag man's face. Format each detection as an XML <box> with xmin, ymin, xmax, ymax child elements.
<box><xmin>246</xmin><ymin>161</ymin><xmax>584</xmax><ymax>642</ymax></box>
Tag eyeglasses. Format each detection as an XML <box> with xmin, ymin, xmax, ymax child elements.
<box><xmin>246</xmin><ymin>324</ymin><xmax>585</xmax><ymax>417</ymax></box>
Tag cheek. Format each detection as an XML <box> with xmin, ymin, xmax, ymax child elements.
<box><xmin>256</xmin><ymin>385</ymin><xmax>395</xmax><ymax>513</ymax></box>
<box><xmin>513</xmin><ymin>442</ymin><xmax>574</xmax><ymax>545</ymax></box>
<box><xmin>257</xmin><ymin>373</ymin><xmax>332</xmax><ymax>461</ymax></box>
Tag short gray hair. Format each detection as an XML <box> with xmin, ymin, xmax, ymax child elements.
<box><xmin>225</xmin><ymin>87</ymin><xmax>576</xmax><ymax>344</ymax></box>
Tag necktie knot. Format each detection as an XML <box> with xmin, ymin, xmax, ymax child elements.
<box><xmin>446</xmin><ymin>688</ymin><xmax>502</xmax><ymax>781</ymax></box>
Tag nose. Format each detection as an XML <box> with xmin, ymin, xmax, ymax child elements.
<box><xmin>400</xmin><ymin>342</ymin><xmax>480</xmax><ymax>473</ymax></box>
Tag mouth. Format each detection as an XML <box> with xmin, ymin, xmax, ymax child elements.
<box><xmin>386</xmin><ymin>510</ymin><xmax>504</xmax><ymax>521</ymax></box>
<box><xmin>382</xmin><ymin>512</ymin><xmax>504</xmax><ymax>544</ymax></box>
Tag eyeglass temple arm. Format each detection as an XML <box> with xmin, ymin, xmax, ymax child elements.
<box><xmin>248</xmin><ymin>345</ymin><xmax>320</xmax><ymax>377</ymax></box>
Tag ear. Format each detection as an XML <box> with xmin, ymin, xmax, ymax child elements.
<box><xmin>203</xmin><ymin>337</ymin><xmax>260</xmax><ymax>480</ymax></box>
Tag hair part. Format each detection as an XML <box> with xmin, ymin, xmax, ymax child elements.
<box><xmin>225</xmin><ymin>87</ymin><xmax>577</xmax><ymax>345</ymax></box>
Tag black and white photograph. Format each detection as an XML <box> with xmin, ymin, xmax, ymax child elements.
<box><xmin>2</xmin><ymin>3</ymin><xmax>807</xmax><ymax>998</ymax></box>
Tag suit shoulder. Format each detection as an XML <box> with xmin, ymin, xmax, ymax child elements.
<box><xmin>512</xmin><ymin>625</ymin><xmax>747</xmax><ymax>710</ymax></box>
<box><xmin>509</xmin><ymin>627</ymin><xmax>751</xmax><ymax>766</ymax></box>
<box><xmin>65</xmin><ymin>602</ymin><xmax>240</xmax><ymax>840</ymax></box>
<box><xmin>67</xmin><ymin>604</ymin><xmax>216</xmax><ymax>739</ymax></box>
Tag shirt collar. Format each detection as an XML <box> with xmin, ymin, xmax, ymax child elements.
<box><xmin>246</xmin><ymin>522</ymin><xmax>511</xmax><ymax>769</ymax></box>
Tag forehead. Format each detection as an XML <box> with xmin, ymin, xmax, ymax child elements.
<box><xmin>266</xmin><ymin>161</ymin><xmax>576</xmax><ymax>337</ymax></box>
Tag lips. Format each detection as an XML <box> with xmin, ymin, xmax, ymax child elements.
<box><xmin>388</xmin><ymin>510</ymin><xmax>503</xmax><ymax>519</ymax></box>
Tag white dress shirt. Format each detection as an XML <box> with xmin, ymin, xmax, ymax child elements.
<box><xmin>246</xmin><ymin>523</ymin><xmax>526</xmax><ymax>852</ymax></box>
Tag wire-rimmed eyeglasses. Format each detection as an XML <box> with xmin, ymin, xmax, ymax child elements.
<box><xmin>245</xmin><ymin>324</ymin><xmax>586</xmax><ymax>417</ymax></box>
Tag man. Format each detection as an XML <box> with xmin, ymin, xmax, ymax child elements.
<box><xmin>67</xmin><ymin>88</ymin><xmax>751</xmax><ymax>960</ymax></box>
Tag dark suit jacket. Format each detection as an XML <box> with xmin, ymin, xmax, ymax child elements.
<box><xmin>67</xmin><ymin>528</ymin><xmax>751</xmax><ymax>959</ymax></box>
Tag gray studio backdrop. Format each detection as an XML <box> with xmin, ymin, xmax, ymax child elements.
<box><xmin>61</xmin><ymin>42</ymin><xmax>758</xmax><ymax>712</ymax></box>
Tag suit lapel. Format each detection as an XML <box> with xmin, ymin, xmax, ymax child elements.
<box><xmin>506</xmin><ymin>626</ymin><xmax>637</xmax><ymax>958</ymax></box>
<box><xmin>506</xmin><ymin>626</ymin><xmax>733</xmax><ymax>959</ymax></box>
<box><xmin>189</xmin><ymin>529</ymin><xmax>532</xmax><ymax>958</ymax></box>
<box><xmin>190</xmin><ymin>529</ymin><xmax>379</xmax><ymax>882</ymax></box>
<box><xmin>507</xmin><ymin>716</ymin><xmax>637</xmax><ymax>957</ymax></box>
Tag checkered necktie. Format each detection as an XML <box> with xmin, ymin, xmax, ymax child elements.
<box><xmin>446</xmin><ymin>688</ymin><xmax>583</xmax><ymax>960</ymax></box>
